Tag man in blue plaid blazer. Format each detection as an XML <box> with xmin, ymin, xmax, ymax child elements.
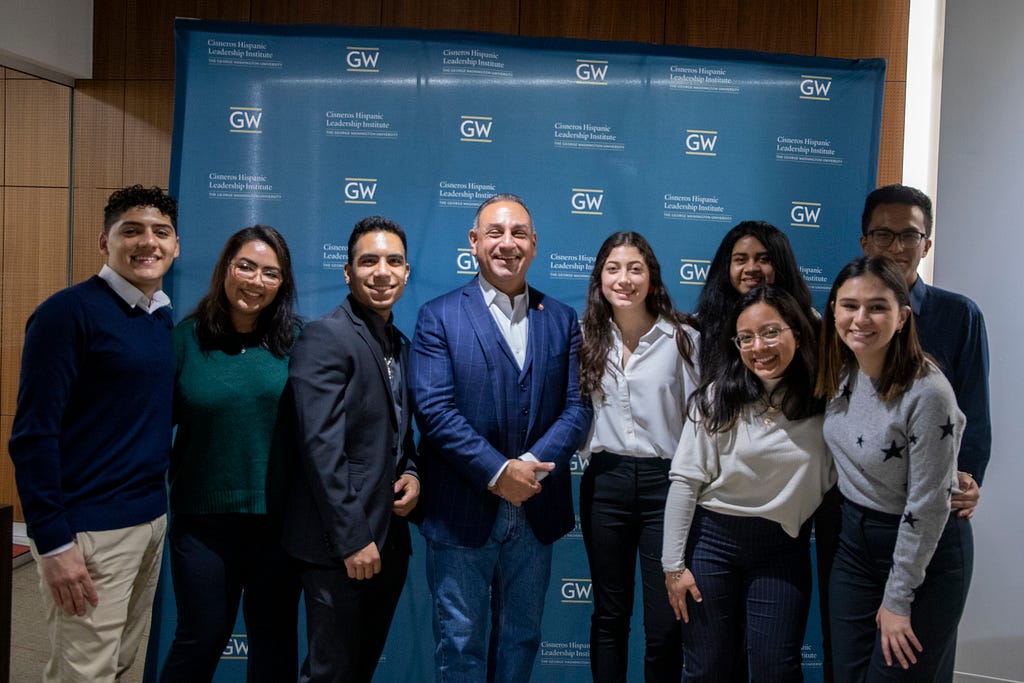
<box><xmin>410</xmin><ymin>193</ymin><xmax>592</xmax><ymax>682</ymax></box>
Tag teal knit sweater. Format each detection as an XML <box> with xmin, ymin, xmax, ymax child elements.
<box><xmin>169</xmin><ymin>319</ymin><xmax>293</xmax><ymax>515</ymax></box>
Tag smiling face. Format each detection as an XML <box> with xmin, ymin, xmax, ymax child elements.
<box><xmin>600</xmin><ymin>245</ymin><xmax>651</xmax><ymax>317</ymax></box>
<box><xmin>99</xmin><ymin>205</ymin><xmax>180</xmax><ymax>298</ymax></box>
<box><xmin>345</xmin><ymin>230</ymin><xmax>410</xmax><ymax>318</ymax></box>
<box><xmin>832</xmin><ymin>273</ymin><xmax>910</xmax><ymax>377</ymax></box>
<box><xmin>223</xmin><ymin>239</ymin><xmax>282</xmax><ymax>332</ymax></box>
<box><xmin>469</xmin><ymin>200</ymin><xmax>537</xmax><ymax>297</ymax></box>
<box><xmin>729</xmin><ymin>235</ymin><xmax>775</xmax><ymax>293</ymax></box>
<box><xmin>735</xmin><ymin>301</ymin><xmax>797</xmax><ymax>381</ymax></box>
<box><xmin>860</xmin><ymin>203</ymin><xmax>931</xmax><ymax>289</ymax></box>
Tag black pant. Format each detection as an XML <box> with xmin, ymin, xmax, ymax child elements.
<box><xmin>580</xmin><ymin>452</ymin><xmax>682</xmax><ymax>683</ymax></box>
<box><xmin>813</xmin><ymin>485</ymin><xmax>843</xmax><ymax>683</ymax></box>
<box><xmin>299</xmin><ymin>523</ymin><xmax>410</xmax><ymax>683</ymax></box>
<box><xmin>161</xmin><ymin>513</ymin><xmax>301</xmax><ymax>683</ymax></box>
<box><xmin>830</xmin><ymin>500</ymin><xmax>973</xmax><ymax>682</ymax></box>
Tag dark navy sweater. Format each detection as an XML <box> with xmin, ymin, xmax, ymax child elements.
<box><xmin>8</xmin><ymin>276</ymin><xmax>173</xmax><ymax>553</ymax></box>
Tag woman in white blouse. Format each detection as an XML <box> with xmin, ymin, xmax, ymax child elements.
<box><xmin>579</xmin><ymin>231</ymin><xmax>699</xmax><ymax>682</ymax></box>
<box><xmin>662</xmin><ymin>285</ymin><xmax>834</xmax><ymax>681</ymax></box>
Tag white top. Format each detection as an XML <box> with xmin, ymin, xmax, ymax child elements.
<box><xmin>662</xmin><ymin>395</ymin><xmax>835</xmax><ymax>572</ymax></box>
<box><xmin>586</xmin><ymin>317</ymin><xmax>699</xmax><ymax>459</ymax></box>
<box><xmin>478</xmin><ymin>275</ymin><xmax>528</xmax><ymax>369</ymax></box>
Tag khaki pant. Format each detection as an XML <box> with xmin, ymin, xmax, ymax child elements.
<box><xmin>30</xmin><ymin>515</ymin><xmax>167</xmax><ymax>682</ymax></box>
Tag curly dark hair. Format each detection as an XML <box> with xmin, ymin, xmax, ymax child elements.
<box><xmin>188</xmin><ymin>225</ymin><xmax>300</xmax><ymax>358</ymax></box>
<box><xmin>580</xmin><ymin>231</ymin><xmax>695</xmax><ymax>399</ymax></box>
<box><xmin>694</xmin><ymin>221</ymin><xmax>814</xmax><ymax>380</ymax></box>
<box><xmin>690</xmin><ymin>286</ymin><xmax>823</xmax><ymax>433</ymax></box>
<box><xmin>103</xmin><ymin>185</ymin><xmax>178</xmax><ymax>233</ymax></box>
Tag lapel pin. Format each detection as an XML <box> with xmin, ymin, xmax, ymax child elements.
<box><xmin>537</xmin><ymin>303</ymin><xmax>544</xmax><ymax>311</ymax></box>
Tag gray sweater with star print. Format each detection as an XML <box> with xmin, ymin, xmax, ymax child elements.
<box><xmin>823</xmin><ymin>365</ymin><xmax>964</xmax><ymax>616</ymax></box>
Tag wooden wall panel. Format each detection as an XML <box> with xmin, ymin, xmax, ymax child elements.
<box><xmin>195</xmin><ymin>0</ymin><xmax>252</xmax><ymax>22</ymax></box>
<box><xmin>665</xmin><ymin>0</ymin><xmax>817</xmax><ymax>55</ymax></box>
<box><xmin>383</xmin><ymin>0</ymin><xmax>518</xmax><ymax>34</ymax></box>
<box><xmin>0</xmin><ymin>188</ymin><xmax>69</xmax><ymax>417</ymax></box>
<box><xmin>5</xmin><ymin>79</ymin><xmax>71</xmax><ymax>188</ymax></box>
<box><xmin>0</xmin><ymin>416</ymin><xmax>22</xmax><ymax>520</ymax></box>
<box><xmin>73</xmin><ymin>81</ymin><xmax>126</xmax><ymax>189</ymax></box>
<box><xmin>125</xmin><ymin>0</ymin><xmax>195</xmax><ymax>80</ymax></box>
<box><xmin>521</xmin><ymin>0</ymin><xmax>663</xmax><ymax>43</ymax></box>
<box><xmin>878</xmin><ymin>80</ymin><xmax>905</xmax><ymax>187</ymax></box>
<box><xmin>0</xmin><ymin>74</ymin><xmax>5</xmax><ymax>186</ymax></box>
<box><xmin>123</xmin><ymin>80</ymin><xmax>175</xmax><ymax>188</ymax></box>
<box><xmin>250</xmin><ymin>0</ymin><xmax>382</xmax><ymax>26</ymax></box>
<box><xmin>72</xmin><ymin>189</ymin><xmax>111</xmax><ymax>285</ymax></box>
<box><xmin>816</xmin><ymin>0</ymin><xmax>909</xmax><ymax>80</ymax></box>
<box><xmin>93</xmin><ymin>0</ymin><xmax>128</xmax><ymax>79</ymax></box>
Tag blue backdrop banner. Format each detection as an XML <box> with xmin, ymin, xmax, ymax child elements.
<box><xmin>148</xmin><ymin>18</ymin><xmax>885</xmax><ymax>681</ymax></box>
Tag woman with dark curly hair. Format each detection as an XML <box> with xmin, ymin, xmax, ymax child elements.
<box><xmin>161</xmin><ymin>225</ymin><xmax>302</xmax><ymax>682</ymax></box>
<box><xmin>578</xmin><ymin>231</ymin><xmax>698</xmax><ymax>682</ymax></box>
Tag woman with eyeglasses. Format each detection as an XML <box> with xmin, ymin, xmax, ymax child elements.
<box><xmin>161</xmin><ymin>226</ymin><xmax>302</xmax><ymax>682</ymax></box>
<box><xmin>816</xmin><ymin>257</ymin><xmax>970</xmax><ymax>681</ymax></box>
<box><xmin>662</xmin><ymin>286</ymin><xmax>835</xmax><ymax>681</ymax></box>
<box><xmin>579</xmin><ymin>231</ymin><xmax>699</xmax><ymax>681</ymax></box>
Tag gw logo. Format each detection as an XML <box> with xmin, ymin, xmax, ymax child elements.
<box><xmin>799</xmin><ymin>75</ymin><xmax>832</xmax><ymax>101</ymax></box>
<box><xmin>576</xmin><ymin>59</ymin><xmax>608</xmax><ymax>85</ymax></box>
<box><xmin>569</xmin><ymin>452</ymin><xmax>589</xmax><ymax>475</ymax></box>
<box><xmin>346</xmin><ymin>46</ymin><xmax>379</xmax><ymax>72</ymax></box>
<box><xmin>560</xmin><ymin>578</ymin><xmax>593</xmax><ymax>603</ymax></box>
<box><xmin>460</xmin><ymin>116</ymin><xmax>493</xmax><ymax>143</ymax></box>
<box><xmin>228</xmin><ymin>107</ymin><xmax>262</xmax><ymax>134</ymax></box>
<box><xmin>343</xmin><ymin>178</ymin><xmax>377</xmax><ymax>205</ymax></box>
<box><xmin>790</xmin><ymin>201</ymin><xmax>822</xmax><ymax>228</ymax></box>
<box><xmin>456</xmin><ymin>248</ymin><xmax>478</xmax><ymax>275</ymax></box>
<box><xmin>570</xmin><ymin>188</ymin><xmax>604</xmax><ymax>216</ymax></box>
<box><xmin>685</xmin><ymin>130</ymin><xmax>717</xmax><ymax>156</ymax></box>
<box><xmin>680</xmin><ymin>259</ymin><xmax>711</xmax><ymax>285</ymax></box>
<box><xmin>222</xmin><ymin>634</ymin><xmax>249</xmax><ymax>659</ymax></box>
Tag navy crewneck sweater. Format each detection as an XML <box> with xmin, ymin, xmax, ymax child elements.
<box><xmin>9</xmin><ymin>275</ymin><xmax>173</xmax><ymax>553</ymax></box>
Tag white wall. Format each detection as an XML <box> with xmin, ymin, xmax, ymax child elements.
<box><xmin>938</xmin><ymin>1</ymin><xmax>1024</xmax><ymax>680</ymax></box>
<box><xmin>0</xmin><ymin>0</ymin><xmax>93</xmax><ymax>82</ymax></box>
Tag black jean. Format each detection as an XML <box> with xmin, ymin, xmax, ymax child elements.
<box><xmin>161</xmin><ymin>513</ymin><xmax>301</xmax><ymax>682</ymax></box>
<box><xmin>830</xmin><ymin>500</ymin><xmax>973</xmax><ymax>682</ymax></box>
<box><xmin>580</xmin><ymin>452</ymin><xmax>682</xmax><ymax>683</ymax></box>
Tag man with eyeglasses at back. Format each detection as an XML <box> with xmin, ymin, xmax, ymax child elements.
<box><xmin>860</xmin><ymin>183</ymin><xmax>990</xmax><ymax>509</ymax></box>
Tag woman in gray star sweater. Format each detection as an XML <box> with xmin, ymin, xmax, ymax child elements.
<box><xmin>816</xmin><ymin>256</ymin><xmax>972</xmax><ymax>682</ymax></box>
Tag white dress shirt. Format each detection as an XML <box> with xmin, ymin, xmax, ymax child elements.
<box><xmin>586</xmin><ymin>317</ymin><xmax>700</xmax><ymax>459</ymax></box>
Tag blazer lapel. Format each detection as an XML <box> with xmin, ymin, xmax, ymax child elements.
<box><xmin>462</xmin><ymin>279</ymin><xmax>519</xmax><ymax>370</ymax></box>
<box><xmin>342</xmin><ymin>299</ymin><xmax>398</xmax><ymax>429</ymax></box>
<box><xmin>525</xmin><ymin>287</ymin><xmax>548</xmax><ymax>436</ymax></box>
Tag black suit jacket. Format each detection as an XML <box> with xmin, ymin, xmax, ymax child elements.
<box><xmin>282</xmin><ymin>296</ymin><xmax>417</xmax><ymax>565</ymax></box>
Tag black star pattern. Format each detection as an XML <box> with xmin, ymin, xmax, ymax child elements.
<box><xmin>882</xmin><ymin>440</ymin><xmax>904</xmax><ymax>461</ymax></box>
<box><xmin>902</xmin><ymin>511</ymin><xmax>918</xmax><ymax>528</ymax></box>
<box><xmin>856</xmin><ymin>436</ymin><xmax>864</xmax><ymax>447</ymax></box>
<box><xmin>939</xmin><ymin>416</ymin><xmax>955</xmax><ymax>439</ymax></box>
<box><xmin>946</xmin><ymin>486</ymin><xmax>953</xmax><ymax>498</ymax></box>
<box><xmin>908</xmin><ymin>434</ymin><xmax>918</xmax><ymax>445</ymax></box>
<box><xmin>841</xmin><ymin>383</ymin><xmax>852</xmax><ymax>400</ymax></box>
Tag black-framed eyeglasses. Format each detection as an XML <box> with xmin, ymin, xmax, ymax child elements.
<box><xmin>732</xmin><ymin>326</ymin><xmax>791</xmax><ymax>350</ymax></box>
<box><xmin>866</xmin><ymin>229</ymin><xmax>928</xmax><ymax>249</ymax></box>
<box><xmin>231</xmin><ymin>259</ymin><xmax>283</xmax><ymax>287</ymax></box>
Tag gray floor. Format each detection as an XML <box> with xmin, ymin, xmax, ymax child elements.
<box><xmin>10</xmin><ymin>557</ymin><xmax>149</xmax><ymax>682</ymax></box>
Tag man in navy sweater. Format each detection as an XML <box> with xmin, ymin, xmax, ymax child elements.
<box><xmin>8</xmin><ymin>185</ymin><xmax>180</xmax><ymax>682</ymax></box>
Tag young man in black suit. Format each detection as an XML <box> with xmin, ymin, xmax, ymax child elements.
<box><xmin>282</xmin><ymin>215</ymin><xmax>419</xmax><ymax>682</ymax></box>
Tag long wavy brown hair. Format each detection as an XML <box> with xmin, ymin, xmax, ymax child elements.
<box><xmin>580</xmin><ymin>231</ymin><xmax>695</xmax><ymax>399</ymax></box>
